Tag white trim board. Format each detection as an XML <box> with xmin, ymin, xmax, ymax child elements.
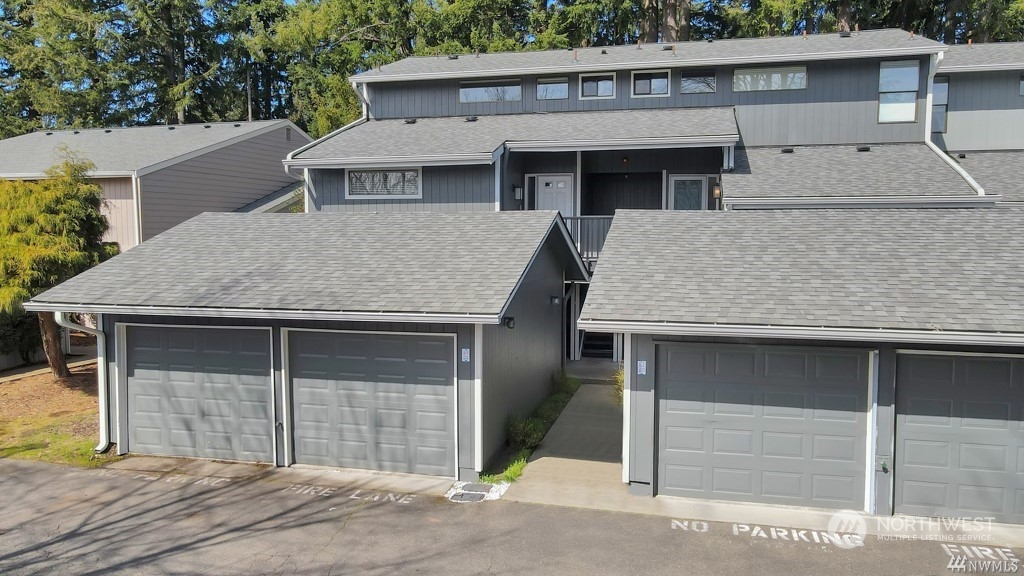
<box><xmin>505</xmin><ymin>135</ymin><xmax>738</xmax><ymax>152</ymax></box>
<box><xmin>621</xmin><ymin>332</ymin><xmax>632</xmax><ymax>484</ymax></box>
<box><xmin>578</xmin><ymin>319</ymin><xmax>1024</xmax><ymax>347</ymax></box>
<box><xmin>473</xmin><ymin>324</ymin><xmax>484</xmax><ymax>472</ymax></box>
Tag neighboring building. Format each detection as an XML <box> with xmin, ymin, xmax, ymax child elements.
<box><xmin>934</xmin><ymin>42</ymin><xmax>1024</xmax><ymax>203</ymax></box>
<box><xmin>0</xmin><ymin>121</ymin><xmax>311</xmax><ymax>251</ymax></box>
<box><xmin>25</xmin><ymin>211</ymin><xmax>589</xmax><ymax>479</ymax></box>
<box><xmin>580</xmin><ymin>209</ymin><xmax>1024</xmax><ymax>523</ymax></box>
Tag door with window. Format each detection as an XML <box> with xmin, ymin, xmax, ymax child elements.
<box><xmin>668</xmin><ymin>176</ymin><xmax>707</xmax><ymax>210</ymax></box>
<box><xmin>535</xmin><ymin>174</ymin><xmax>574</xmax><ymax>216</ymax></box>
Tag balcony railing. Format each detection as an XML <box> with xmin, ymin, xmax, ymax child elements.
<box><xmin>564</xmin><ymin>216</ymin><xmax>614</xmax><ymax>262</ymax></box>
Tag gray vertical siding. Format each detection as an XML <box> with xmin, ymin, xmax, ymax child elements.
<box><xmin>481</xmin><ymin>234</ymin><xmax>566</xmax><ymax>469</ymax></box>
<box><xmin>503</xmin><ymin>151</ymin><xmax>577</xmax><ymax>210</ymax></box>
<box><xmin>366</xmin><ymin>57</ymin><xmax>929</xmax><ymax>145</ymax></box>
<box><xmin>102</xmin><ymin>314</ymin><xmax>480</xmax><ymax>479</ymax></box>
<box><xmin>933</xmin><ymin>70</ymin><xmax>1024</xmax><ymax>152</ymax></box>
<box><xmin>308</xmin><ymin>165</ymin><xmax>495</xmax><ymax>212</ymax></box>
<box><xmin>139</xmin><ymin>126</ymin><xmax>308</xmax><ymax>240</ymax></box>
<box><xmin>95</xmin><ymin>177</ymin><xmax>137</xmax><ymax>251</ymax></box>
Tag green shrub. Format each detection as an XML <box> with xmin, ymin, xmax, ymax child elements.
<box><xmin>507</xmin><ymin>415</ymin><xmax>545</xmax><ymax>451</ymax></box>
<box><xmin>0</xmin><ymin>310</ymin><xmax>41</xmax><ymax>365</ymax></box>
<box><xmin>613</xmin><ymin>363</ymin><xmax>624</xmax><ymax>407</ymax></box>
<box><xmin>502</xmin><ymin>449</ymin><xmax>532</xmax><ymax>482</ymax></box>
<box><xmin>551</xmin><ymin>370</ymin><xmax>581</xmax><ymax>396</ymax></box>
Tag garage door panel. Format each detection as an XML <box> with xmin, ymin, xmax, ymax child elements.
<box><xmin>126</xmin><ymin>326</ymin><xmax>273</xmax><ymax>463</ymax></box>
<box><xmin>896</xmin><ymin>354</ymin><xmax>1024</xmax><ymax>523</ymax></box>
<box><xmin>658</xmin><ymin>343</ymin><xmax>868</xmax><ymax>510</ymax></box>
<box><xmin>290</xmin><ymin>331</ymin><xmax>455</xmax><ymax>476</ymax></box>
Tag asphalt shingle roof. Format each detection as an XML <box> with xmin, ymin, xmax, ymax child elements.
<box><xmin>941</xmin><ymin>42</ymin><xmax>1024</xmax><ymax>71</ymax></box>
<box><xmin>355</xmin><ymin>29</ymin><xmax>943</xmax><ymax>81</ymax></box>
<box><xmin>0</xmin><ymin>120</ymin><xmax>295</xmax><ymax>176</ymax></box>
<box><xmin>31</xmin><ymin>211</ymin><xmax>582</xmax><ymax>318</ymax></box>
<box><xmin>953</xmin><ymin>151</ymin><xmax>1024</xmax><ymax>202</ymax></box>
<box><xmin>581</xmin><ymin>208</ymin><xmax>1024</xmax><ymax>334</ymax></box>
<box><xmin>293</xmin><ymin>107</ymin><xmax>738</xmax><ymax>161</ymax></box>
<box><xmin>722</xmin><ymin>144</ymin><xmax>976</xmax><ymax>198</ymax></box>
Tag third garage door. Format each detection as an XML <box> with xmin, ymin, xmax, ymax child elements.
<box><xmin>657</xmin><ymin>343</ymin><xmax>869</xmax><ymax>509</ymax></box>
<box><xmin>288</xmin><ymin>330</ymin><xmax>456</xmax><ymax>476</ymax></box>
<box><xmin>896</xmin><ymin>353</ymin><xmax>1024</xmax><ymax>523</ymax></box>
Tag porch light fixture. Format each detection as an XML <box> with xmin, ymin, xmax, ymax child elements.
<box><xmin>503</xmin><ymin>317</ymin><xmax>516</xmax><ymax>329</ymax></box>
<box><xmin>713</xmin><ymin>184</ymin><xmax>722</xmax><ymax>199</ymax></box>
<box><xmin>621</xmin><ymin>155</ymin><xmax>629</xmax><ymax>165</ymax></box>
<box><xmin>550</xmin><ymin>296</ymin><xmax>561</xmax><ymax>306</ymax></box>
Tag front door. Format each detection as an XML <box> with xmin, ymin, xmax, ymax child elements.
<box><xmin>536</xmin><ymin>174</ymin><xmax>574</xmax><ymax>216</ymax></box>
<box><xmin>669</xmin><ymin>176</ymin><xmax>707</xmax><ymax>210</ymax></box>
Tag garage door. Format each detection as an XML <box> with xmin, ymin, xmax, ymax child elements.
<box><xmin>126</xmin><ymin>325</ymin><xmax>274</xmax><ymax>462</ymax></box>
<box><xmin>657</xmin><ymin>343</ymin><xmax>869</xmax><ymax>509</ymax></box>
<box><xmin>288</xmin><ymin>330</ymin><xmax>456</xmax><ymax>476</ymax></box>
<box><xmin>896</xmin><ymin>354</ymin><xmax>1024</xmax><ymax>523</ymax></box>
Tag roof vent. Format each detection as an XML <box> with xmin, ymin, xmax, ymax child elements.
<box><xmin>958</xmin><ymin>153</ymin><xmax>967</xmax><ymax>159</ymax></box>
<box><xmin>707</xmin><ymin>39</ymin><xmax>713</xmax><ymax>43</ymax></box>
<box><xmin>73</xmin><ymin>130</ymin><xmax>80</xmax><ymax>134</ymax></box>
<box><xmin>204</xmin><ymin>124</ymin><xmax>211</xmax><ymax>128</ymax></box>
<box><xmin>448</xmin><ymin>54</ymin><xmax>459</xmax><ymax>60</ymax></box>
<box><xmin>167</xmin><ymin>126</ymin><xmax>175</xmax><ymax>130</ymax></box>
<box><xmin>104</xmin><ymin>129</ymin><xmax>111</xmax><ymax>133</ymax></box>
<box><xmin>404</xmin><ymin>118</ymin><xmax>417</xmax><ymax>124</ymax></box>
<box><xmin>45</xmin><ymin>132</ymin><xmax>53</xmax><ymax>135</ymax></box>
<box><xmin>662</xmin><ymin>45</ymin><xmax>674</xmax><ymax>51</ymax></box>
<box><xmin>839</xmin><ymin>30</ymin><xmax>852</xmax><ymax>38</ymax></box>
<box><xmin>234</xmin><ymin>123</ymin><xmax>241</xmax><ymax>127</ymax></box>
<box><xmin>781</xmin><ymin>147</ymin><xmax>795</xmax><ymax>154</ymax></box>
<box><xmin>600</xmin><ymin>49</ymin><xmax>607</xmax><ymax>55</ymax></box>
<box><xmin>465</xmin><ymin>116</ymin><xmax>478</xmax><ymax>122</ymax></box>
<box><xmin>856</xmin><ymin>145</ymin><xmax>870</xmax><ymax>152</ymax></box>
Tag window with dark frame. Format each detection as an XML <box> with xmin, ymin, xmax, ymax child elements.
<box><xmin>633</xmin><ymin>71</ymin><xmax>669</xmax><ymax>96</ymax></box>
<box><xmin>580</xmin><ymin>73</ymin><xmax>615</xmax><ymax>98</ymax></box>
<box><xmin>459</xmin><ymin>80</ymin><xmax>522</xmax><ymax>103</ymax></box>
<box><xmin>932</xmin><ymin>76</ymin><xmax>948</xmax><ymax>133</ymax></box>
<box><xmin>536</xmin><ymin>77</ymin><xmax>569</xmax><ymax>100</ymax></box>
<box><xmin>680</xmin><ymin>72</ymin><xmax>716</xmax><ymax>94</ymax></box>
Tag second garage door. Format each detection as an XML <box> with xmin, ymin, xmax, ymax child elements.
<box><xmin>896</xmin><ymin>353</ymin><xmax>1024</xmax><ymax>523</ymax></box>
<box><xmin>288</xmin><ymin>330</ymin><xmax>456</xmax><ymax>476</ymax></box>
<box><xmin>657</xmin><ymin>343</ymin><xmax>869</xmax><ymax>509</ymax></box>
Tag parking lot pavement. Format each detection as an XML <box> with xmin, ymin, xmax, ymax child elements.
<box><xmin>0</xmin><ymin>459</ymin><xmax>1017</xmax><ymax>576</ymax></box>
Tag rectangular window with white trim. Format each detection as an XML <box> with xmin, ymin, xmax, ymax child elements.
<box><xmin>878</xmin><ymin>60</ymin><xmax>919</xmax><ymax>123</ymax></box>
<box><xmin>732</xmin><ymin>66</ymin><xmax>806</xmax><ymax>92</ymax></box>
<box><xmin>346</xmin><ymin>169</ymin><xmax>422</xmax><ymax>199</ymax></box>
<box><xmin>459</xmin><ymin>80</ymin><xmax>522</xmax><ymax>103</ymax></box>
<box><xmin>680</xmin><ymin>72</ymin><xmax>716</xmax><ymax>94</ymax></box>
<box><xmin>536</xmin><ymin>77</ymin><xmax>569</xmax><ymax>100</ymax></box>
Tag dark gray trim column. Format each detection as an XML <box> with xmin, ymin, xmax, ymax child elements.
<box><xmin>873</xmin><ymin>346</ymin><xmax>897</xmax><ymax>516</ymax></box>
<box><xmin>457</xmin><ymin>324</ymin><xmax>478</xmax><ymax>482</ymax></box>
<box><xmin>629</xmin><ymin>334</ymin><xmax>656</xmax><ymax>496</ymax></box>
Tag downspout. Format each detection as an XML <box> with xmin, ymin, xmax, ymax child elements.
<box><xmin>55</xmin><ymin>311</ymin><xmax>110</xmax><ymax>453</ymax></box>
<box><xmin>923</xmin><ymin>51</ymin><xmax>985</xmax><ymax>196</ymax></box>
<box><xmin>130</xmin><ymin>172</ymin><xmax>143</xmax><ymax>247</ymax></box>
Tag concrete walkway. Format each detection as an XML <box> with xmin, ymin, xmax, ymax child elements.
<box><xmin>565</xmin><ymin>358</ymin><xmax>619</xmax><ymax>384</ymax></box>
<box><xmin>0</xmin><ymin>354</ymin><xmax>97</xmax><ymax>384</ymax></box>
<box><xmin>505</xmin><ymin>383</ymin><xmax>625</xmax><ymax>508</ymax></box>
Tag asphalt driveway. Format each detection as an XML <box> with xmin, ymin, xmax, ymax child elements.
<box><xmin>0</xmin><ymin>459</ymin><xmax>1012</xmax><ymax>575</ymax></box>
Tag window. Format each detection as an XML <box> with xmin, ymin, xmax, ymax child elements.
<box><xmin>932</xmin><ymin>76</ymin><xmax>948</xmax><ymax>133</ymax></box>
<box><xmin>1020</xmin><ymin>75</ymin><xmax>1023</xmax><ymax>96</ymax></box>
<box><xmin>580</xmin><ymin>73</ymin><xmax>615</xmax><ymax>99</ymax></box>
<box><xmin>878</xmin><ymin>60</ymin><xmax>919</xmax><ymax>123</ymax></box>
<box><xmin>459</xmin><ymin>80</ymin><xmax>522</xmax><ymax>103</ymax></box>
<box><xmin>346</xmin><ymin>169</ymin><xmax>421</xmax><ymax>199</ymax></box>
<box><xmin>733</xmin><ymin>66</ymin><xmax>807</xmax><ymax>92</ymax></box>
<box><xmin>632</xmin><ymin>70</ymin><xmax>670</xmax><ymax>97</ymax></box>
<box><xmin>536</xmin><ymin>77</ymin><xmax>569</xmax><ymax>100</ymax></box>
<box><xmin>681</xmin><ymin>72</ymin><xmax>716</xmax><ymax>94</ymax></box>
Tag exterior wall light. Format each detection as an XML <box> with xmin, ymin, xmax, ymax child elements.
<box><xmin>550</xmin><ymin>296</ymin><xmax>561</xmax><ymax>306</ymax></box>
<box><xmin>503</xmin><ymin>317</ymin><xmax>516</xmax><ymax>329</ymax></box>
<box><xmin>713</xmin><ymin>184</ymin><xmax>722</xmax><ymax>198</ymax></box>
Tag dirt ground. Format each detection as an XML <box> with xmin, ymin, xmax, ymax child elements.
<box><xmin>0</xmin><ymin>364</ymin><xmax>119</xmax><ymax>467</ymax></box>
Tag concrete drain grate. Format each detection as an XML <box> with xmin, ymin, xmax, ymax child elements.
<box><xmin>445</xmin><ymin>481</ymin><xmax>509</xmax><ymax>503</ymax></box>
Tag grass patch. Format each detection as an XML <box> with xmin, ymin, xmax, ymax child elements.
<box><xmin>0</xmin><ymin>365</ymin><xmax>122</xmax><ymax>468</ymax></box>
<box><xmin>478</xmin><ymin>370</ymin><xmax>582</xmax><ymax>484</ymax></box>
<box><xmin>612</xmin><ymin>363</ymin><xmax>624</xmax><ymax>407</ymax></box>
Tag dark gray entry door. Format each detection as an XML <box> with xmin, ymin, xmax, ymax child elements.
<box><xmin>657</xmin><ymin>343</ymin><xmax>868</xmax><ymax>509</ymax></box>
<box><xmin>126</xmin><ymin>325</ymin><xmax>274</xmax><ymax>462</ymax></box>
<box><xmin>896</xmin><ymin>354</ymin><xmax>1024</xmax><ymax>523</ymax></box>
<box><xmin>288</xmin><ymin>330</ymin><xmax>456</xmax><ymax>476</ymax></box>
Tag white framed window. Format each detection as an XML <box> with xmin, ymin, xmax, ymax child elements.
<box><xmin>631</xmin><ymin>70</ymin><xmax>670</xmax><ymax>98</ymax></box>
<box><xmin>733</xmin><ymin>66</ymin><xmax>807</xmax><ymax>92</ymax></box>
<box><xmin>536</xmin><ymin>77</ymin><xmax>569</xmax><ymax>100</ymax></box>
<box><xmin>878</xmin><ymin>60</ymin><xmax>919</xmax><ymax>123</ymax></box>
<box><xmin>345</xmin><ymin>168</ymin><xmax>422</xmax><ymax>199</ymax></box>
<box><xmin>681</xmin><ymin>72</ymin><xmax>716</xmax><ymax>94</ymax></box>
<box><xmin>459</xmin><ymin>79</ymin><xmax>522</xmax><ymax>103</ymax></box>
<box><xmin>932</xmin><ymin>76</ymin><xmax>948</xmax><ymax>133</ymax></box>
<box><xmin>1019</xmin><ymin>75</ymin><xmax>1023</xmax><ymax>96</ymax></box>
<box><xmin>580</xmin><ymin>72</ymin><xmax>615</xmax><ymax>99</ymax></box>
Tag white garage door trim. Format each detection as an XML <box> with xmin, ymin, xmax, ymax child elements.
<box><xmin>281</xmin><ymin>328</ymin><xmax>460</xmax><ymax>476</ymax></box>
<box><xmin>115</xmin><ymin>322</ymin><xmax>277</xmax><ymax>461</ymax></box>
